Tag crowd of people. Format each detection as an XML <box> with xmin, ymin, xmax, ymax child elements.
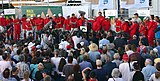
<box><xmin>0</xmin><ymin>11</ymin><xmax>160</xmax><ymax>81</ymax></box>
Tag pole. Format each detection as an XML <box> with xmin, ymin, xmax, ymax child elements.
<box><xmin>2</xmin><ymin>0</ymin><xmax>4</xmax><ymax>12</ymax></box>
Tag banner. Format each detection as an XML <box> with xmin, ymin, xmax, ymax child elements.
<box><xmin>137</xmin><ymin>10</ymin><xmax>150</xmax><ymax>16</ymax></box>
<box><xmin>98</xmin><ymin>0</ymin><xmax>114</xmax><ymax>9</ymax></box>
<box><xmin>105</xmin><ymin>10</ymin><xmax>117</xmax><ymax>17</ymax></box>
<box><xmin>4</xmin><ymin>9</ymin><xmax>15</xmax><ymax>15</ymax></box>
<box><xmin>21</xmin><ymin>6</ymin><xmax>62</xmax><ymax>17</ymax></box>
<box><xmin>120</xmin><ymin>0</ymin><xmax>149</xmax><ymax>9</ymax></box>
<box><xmin>62</xmin><ymin>6</ymin><xmax>89</xmax><ymax>18</ymax></box>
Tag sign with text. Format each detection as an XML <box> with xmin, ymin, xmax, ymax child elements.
<box><xmin>137</xmin><ymin>10</ymin><xmax>150</xmax><ymax>16</ymax></box>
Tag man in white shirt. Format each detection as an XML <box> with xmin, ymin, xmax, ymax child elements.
<box><xmin>119</xmin><ymin>54</ymin><xmax>130</xmax><ymax>81</ymax></box>
<box><xmin>72</xmin><ymin>33</ymin><xmax>82</xmax><ymax>49</ymax></box>
<box><xmin>0</xmin><ymin>53</ymin><xmax>12</xmax><ymax>74</ymax></box>
<box><xmin>51</xmin><ymin>50</ymin><xmax>61</xmax><ymax>73</ymax></box>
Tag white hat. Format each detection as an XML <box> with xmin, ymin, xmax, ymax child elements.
<box><xmin>53</xmin><ymin>14</ymin><xmax>56</xmax><ymax>17</ymax></box>
<box><xmin>80</xmin><ymin>42</ymin><xmax>84</xmax><ymax>46</ymax></box>
<box><xmin>58</xmin><ymin>13</ymin><xmax>62</xmax><ymax>17</ymax></box>
<box><xmin>1</xmin><ymin>13</ymin><xmax>4</xmax><ymax>16</ymax></box>
<box><xmin>28</xmin><ymin>42</ymin><xmax>35</xmax><ymax>48</ymax></box>
<box><xmin>153</xmin><ymin>48</ymin><xmax>158</xmax><ymax>53</ymax></box>
<box><xmin>36</xmin><ymin>45</ymin><xmax>42</xmax><ymax>49</ymax></box>
<box><xmin>46</xmin><ymin>14</ymin><xmax>49</xmax><ymax>17</ymax></box>
<box><xmin>37</xmin><ymin>14</ymin><xmax>41</xmax><ymax>17</ymax></box>
<box><xmin>26</xmin><ymin>18</ymin><xmax>30</xmax><ymax>21</ymax></box>
<box><xmin>13</xmin><ymin>44</ymin><xmax>17</xmax><ymax>47</ymax></box>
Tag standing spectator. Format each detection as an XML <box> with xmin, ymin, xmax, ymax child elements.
<box><xmin>99</xmin><ymin>34</ymin><xmax>110</xmax><ymax>48</ymax></box>
<box><xmin>21</xmin><ymin>71</ymin><xmax>31</xmax><ymax>81</ymax></box>
<box><xmin>11</xmin><ymin>67</ymin><xmax>20</xmax><ymax>81</ymax></box>
<box><xmin>0</xmin><ymin>53</ymin><xmax>12</xmax><ymax>74</ymax></box>
<box><xmin>142</xmin><ymin>59</ymin><xmax>157</xmax><ymax>81</ymax></box>
<box><xmin>149</xmin><ymin>62</ymin><xmax>160</xmax><ymax>81</ymax></box>
<box><xmin>62</xmin><ymin>56</ymin><xmax>74</xmax><ymax>79</ymax></box>
<box><xmin>64</xmin><ymin>16</ymin><xmax>71</xmax><ymax>31</ymax></box>
<box><xmin>155</xmin><ymin>40</ymin><xmax>160</xmax><ymax>57</ymax></box>
<box><xmin>103</xmin><ymin>55</ymin><xmax>117</xmax><ymax>78</ymax></box>
<box><xmin>30</xmin><ymin>58</ymin><xmax>38</xmax><ymax>80</ymax></box>
<box><xmin>93</xmin><ymin>59</ymin><xmax>108</xmax><ymax>81</ymax></box>
<box><xmin>41</xmin><ymin>69</ymin><xmax>52</xmax><ymax>81</ymax></box>
<box><xmin>112</xmin><ymin>53</ymin><xmax>121</xmax><ymax>67</ymax></box>
<box><xmin>108</xmin><ymin>68</ymin><xmax>123</xmax><ymax>81</ymax></box>
<box><xmin>35</xmin><ymin>63</ymin><xmax>44</xmax><ymax>81</ymax></box>
<box><xmin>79</xmin><ymin>55</ymin><xmax>92</xmax><ymax>71</ymax></box>
<box><xmin>88</xmin><ymin>43</ymin><xmax>100</xmax><ymax>68</ymax></box>
<box><xmin>72</xmin><ymin>33</ymin><xmax>82</xmax><ymax>49</ymax></box>
<box><xmin>113</xmin><ymin>33</ymin><xmax>126</xmax><ymax>50</ymax></box>
<box><xmin>16</xmin><ymin>55</ymin><xmax>30</xmax><ymax>79</ymax></box>
<box><xmin>51</xmin><ymin>50</ymin><xmax>61</xmax><ymax>73</ymax></box>
<box><xmin>2</xmin><ymin>68</ymin><xmax>17</xmax><ymax>81</ymax></box>
<box><xmin>128</xmin><ymin>62</ymin><xmax>144</xmax><ymax>81</ymax></box>
<box><xmin>129</xmin><ymin>20</ymin><xmax>139</xmax><ymax>39</ymax></box>
<box><xmin>119</xmin><ymin>54</ymin><xmax>130</xmax><ymax>81</ymax></box>
<box><xmin>128</xmin><ymin>35</ymin><xmax>139</xmax><ymax>47</ymax></box>
<box><xmin>125</xmin><ymin>44</ymin><xmax>134</xmax><ymax>57</ymax></box>
<box><xmin>72</xmin><ymin>64</ymin><xmax>83</xmax><ymax>81</ymax></box>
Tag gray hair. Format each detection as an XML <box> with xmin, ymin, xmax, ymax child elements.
<box><xmin>112</xmin><ymin>68</ymin><xmax>121</xmax><ymax>78</ymax></box>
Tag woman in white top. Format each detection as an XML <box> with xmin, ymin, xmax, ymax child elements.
<box><xmin>21</xmin><ymin>71</ymin><xmax>31</xmax><ymax>81</ymax></box>
<box><xmin>149</xmin><ymin>62</ymin><xmax>160</xmax><ymax>81</ymax></box>
<box><xmin>108</xmin><ymin>68</ymin><xmax>124</xmax><ymax>81</ymax></box>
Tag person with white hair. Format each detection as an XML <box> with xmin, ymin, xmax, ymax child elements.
<box><xmin>56</xmin><ymin>13</ymin><xmax>65</xmax><ymax>30</ymax></box>
<box><xmin>108</xmin><ymin>68</ymin><xmax>123</xmax><ymax>81</ymax></box>
<box><xmin>141</xmin><ymin>59</ymin><xmax>157</xmax><ymax>81</ymax></box>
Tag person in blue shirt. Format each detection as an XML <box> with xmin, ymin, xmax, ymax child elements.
<box><xmin>141</xmin><ymin>59</ymin><xmax>157</xmax><ymax>81</ymax></box>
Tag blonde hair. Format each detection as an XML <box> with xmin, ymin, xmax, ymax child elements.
<box><xmin>24</xmin><ymin>71</ymin><xmax>30</xmax><ymax>81</ymax></box>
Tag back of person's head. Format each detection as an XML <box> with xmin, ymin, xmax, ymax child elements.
<box><xmin>155</xmin><ymin>62</ymin><xmax>160</xmax><ymax>79</ymax></box>
<box><xmin>3</xmin><ymin>68</ymin><xmax>10</xmax><ymax>79</ymax></box>
<box><xmin>24</xmin><ymin>71</ymin><xmax>30</xmax><ymax>80</ymax></box>
<box><xmin>83</xmin><ymin>55</ymin><xmax>88</xmax><ymax>61</ymax></box>
<box><xmin>17</xmin><ymin>49</ymin><xmax>21</xmax><ymax>55</ymax></box>
<box><xmin>131</xmin><ymin>44</ymin><xmax>137</xmax><ymax>52</ymax></box>
<box><xmin>106</xmin><ymin>54</ymin><xmax>111</xmax><ymax>62</ymax></box>
<box><xmin>145</xmin><ymin>59</ymin><xmax>152</xmax><ymax>66</ymax></box>
<box><xmin>133</xmin><ymin>61</ymin><xmax>140</xmax><ymax>70</ymax></box>
<box><xmin>2</xmin><ymin>53</ymin><xmax>8</xmax><ymax>60</ymax></box>
<box><xmin>44</xmin><ymin>75</ymin><xmax>51</xmax><ymax>81</ymax></box>
<box><xmin>68</xmin><ymin>56</ymin><xmax>73</xmax><ymax>63</ymax></box>
<box><xmin>111</xmin><ymin>68</ymin><xmax>121</xmax><ymax>78</ymax></box>
<box><xmin>96</xmin><ymin>59</ymin><xmax>102</xmax><ymax>67</ymax></box>
<box><xmin>73</xmin><ymin>64</ymin><xmax>80</xmax><ymax>73</ymax></box>
<box><xmin>31</xmin><ymin>57</ymin><xmax>38</xmax><ymax>64</ymax></box>
<box><xmin>58</xmin><ymin>58</ymin><xmax>66</xmax><ymax>72</ymax></box>
<box><xmin>19</xmin><ymin>55</ymin><xmax>25</xmax><ymax>62</ymax></box>
<box><xmin>67</xmin><ymin>75</ymin><xmax>75</xmax><ymax>81</ymax></box>
<box><xmin>114</xmin><ymin>53</ymin><xmax>120</xmax><ymax>60</ymax></box>
<box><xmin>0</xmin><ymin>48</ymin><xmax>3</xmax><ymax>55</ymax></box>
<box><xmin>89</xmin><ymin>71</ymin><xmax>96</xmax><ymax>79</ymax></box>
<box><xmin>36</xmin><ymin>51</ymin><xmax>41</xmax><ymax>57</ymax></box>
<box><xmin>150</xmin><ymin>15</ymin><xmax>154</xmax><ymax>20</ymax></box>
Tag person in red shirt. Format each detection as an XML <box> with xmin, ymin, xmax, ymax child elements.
<box><xmin>121</xmin><ymin>19</ymin><xmax>129</xmax><ymax>34</ymax></box>
<box><xmin>25</xmin><ymin>18</ymin><xmax>33</xmax><ymax>38</ymax></box>
<box><xmin>70</xmin><ymin>13</ymin><xmax>78</xmax><ymax>30</ymax></box>
<box><xmin>102</xmin><ymin>17</ymin><xmax>111</xmax><ymax>32</ymax></box>
<box><xmin>115</xmin><ymin>18</ymin><xmax>122</xmax><ymax>33</ymax></box>
<box><xmin>56</xmin><ymin>13</ymin><xmax>65</xmax><ymax>30</ymax></box>
<box><xmin>139</xmin><ymin>21</ymin><xmax>147</xmax><ymax>37</ymax></box>
<box><xmin>0</xmin><ymin>13</ymin><xmax>7</xmax><ymax>28</ymax></box>
<box><xmin>95</xmin><ymin>12</ymin><xmax>105</xmax><ymax>25</ymax></box>
<box><xmin>64</xmin><ymin>16</ymin><xmax>71</xmax><ymax>31</ymax></box>
<box><xmin>44</xmin><ymin>14</ymin><xmax>50</xmax><ymax>26</ymax></box>
<box><xmin>35</xmin><ymin>15</ymin><xmax>44</xmax><ymax>31</ymax></box>
<box><xmin>148</xmin><ymin>15</ymin><xmax>158</xmax><ymax>47</ymax></box>
<box><xmin>35</xmin><ymin>15</ymin><xmax>44</xmax><ymax>40</ymax></box>
<box><xmin>129</xmin><ymin>20</ymin><xmax>139</xmax><ymax>39</ymax></box>
<box><xmin>6</xmin><ymin>17</ymin><xmax>13</xmax><ymax>40</ymax></box>
<box><xmin>13</xmin><ymin>16</ymin><xmax>21</xmax><ymax>41</ymax></box>
<box><xmin>21</xmin><ymin>14</ymin><xmax>27</xmax><ymax>39</ymax></box>
<box><xmin>92</xmin><ymin>21</ymin><xmax>101</xmax><ymax>32</ymax></box>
